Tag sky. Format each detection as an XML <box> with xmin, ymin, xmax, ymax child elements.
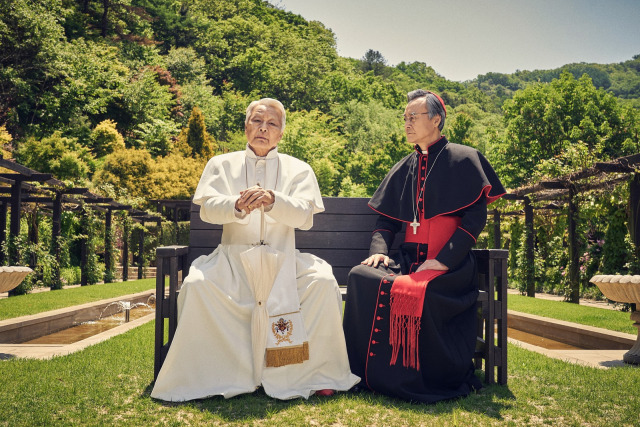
<box><xmin>274</xmin><ymin>0</ymin><xmax>640</xmax><ymax>82</ymax></box>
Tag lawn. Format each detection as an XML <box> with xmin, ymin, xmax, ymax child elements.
<box><xmin>507</xmin><ymin>293</ymin><xmax>637</xmax><ymax>335</ymax></box>
<box><xmin>1</xmin><ymin>284</ymin><xmax>639</xmax><ymax>425</ymax></box>
<box><xmin>0</xmin><ymin>279</ymin><xmax>157</xmax><ymax>320</ymax></box>
<box><xmin>1</xmin><ymin>321</ymin><xmax>639</xmax><ymax>426</ymax></box>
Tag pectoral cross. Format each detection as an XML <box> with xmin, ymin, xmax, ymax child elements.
<box><xmin>410</xmin><ymin>218</ymin><xmax>420</xmax><ymax>234</ymax></box>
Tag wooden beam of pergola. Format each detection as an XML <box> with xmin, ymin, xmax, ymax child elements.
<box><xmin>105</xmin><ymin>205</ymin><xmax>132</xmax><ymax>211</ymax></box>
<box><xmin>529</xmin><ymin>174</ymin><xmax>630</xmax><ymax>202</ymax></box>
<box><xmin>81</xmin><ymin>197</ymin><xmax>113</xmax><ymax>204</ymax></box>
<box><xmin>0</xmin><ymin>173</ymin><xmax>52</xmax><ymax>182</ymax></box>
<box><xmin>513</xmin><ymin>153</ymin><xmax>640</xmax><ymax>198</ymax></box>
<box><xmin>502</xmin><ymin>193</ymin><xmax>526</xmax><ymax>201</ymax></box>
<box><xmin>150</xmin><ymin>199</ymin><xmax>193</xmax><ymax>208</ymax></box>
<box><xmin>41</xmin><ymin>187</ymin><xmax>89</xmax><ymax>194</ymax></box>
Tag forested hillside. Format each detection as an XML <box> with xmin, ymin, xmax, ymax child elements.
<box><xmin>476</xmin><ymin>57</ymin><xmax>640</xmax><ymax>108</ymax></box>
<box><xmin>1</xmin><ymin>0</ymin><xmax>639</xmax><ymax>203</ymax></box>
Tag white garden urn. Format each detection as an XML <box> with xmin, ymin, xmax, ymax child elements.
<box><xmin>590</xmin><ymin>274</ymin><xmax>640</xmax><ymax>365</ymax></box>
<box><xmin>0</xmin><ymin>266</ymin><xmax>33</xmax><ymax>294</ymax></box>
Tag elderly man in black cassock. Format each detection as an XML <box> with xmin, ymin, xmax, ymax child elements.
<box><xmin>343</xmin><ymin>89</ymin><xmax>505</xmax><ymax>403</ymax></box>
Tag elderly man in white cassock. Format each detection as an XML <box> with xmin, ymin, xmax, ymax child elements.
<box><xmin>151</xmin><ymin>98</ymin><xmax>359</xmax><ymax>401</ymax></box>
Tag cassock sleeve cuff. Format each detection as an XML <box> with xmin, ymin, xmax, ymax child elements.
<box><xmin>201</xmin><ymin>195</ymin><xmax>248</xmax><ymax>225</ymax></box>
<box><xmin>369</xmin><ymin>231</ymin><xmax>392</xmax><ymax>256</ymax></box>
<box><xmin>267</xmin><ymin>190</ymin><xmax>314</xmax><ymax>229</ymax></box>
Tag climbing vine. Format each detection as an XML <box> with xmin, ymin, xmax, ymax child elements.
<box><xmin>78</xmin><ymin>204</ymin><xmax>104</xmax><ymax>285</ymax></box>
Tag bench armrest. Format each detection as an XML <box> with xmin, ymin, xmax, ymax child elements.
<box><xmin>154</xmin><ymin>245</ymin><xmax>189</xmax><ymax>379</ymax></box>
<box><xmin>472</xmin><ymin>248</ymin><xmax>508</xmax><ymax>385</ymax></box>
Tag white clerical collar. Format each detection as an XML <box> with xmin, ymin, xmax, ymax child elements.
<box><xmin>245</xmin><ymin>144</ymin><xmax>279</xmax><ymax>159</ymax></box>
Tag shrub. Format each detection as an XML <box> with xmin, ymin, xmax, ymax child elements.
<box><xmin>89</xmin><ymin>120</ymin><xmax>126</xmax><ymax>157</ymax></box>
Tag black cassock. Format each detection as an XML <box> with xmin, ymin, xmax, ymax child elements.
<box><xmin>343</xmin><ymin>137</ymin><xmax>505</xmax><ymax>403</ymax></box>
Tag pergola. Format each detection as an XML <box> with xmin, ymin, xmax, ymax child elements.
<box><xmin>0</xmin><ymin>156</ymin><xmax>162</xmax><ymax>293</ymax></box>
<box><xmin>495</xmin><ymin>152</ymin><xmax>640</xmax><ymax>302</ymax></box>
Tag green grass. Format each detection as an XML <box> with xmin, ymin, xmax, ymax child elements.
<box><xmin>507</xmin><ymin>293</ymin><xmax>637</xmax><ymax>335</ymax></box>
<box><xmin>1</xmin><ymin>286</ymin><xmax>639</xmax><ymax>425</ymax></box>
<box><xmin>1</xmin><ymin>321</ymin><xmax>639</xmax><ymax>426</ymax></box>
<box><xmin>0</xmin><ymin>279</ymin><xmax>157</xmax><ymax>320</ymax></box>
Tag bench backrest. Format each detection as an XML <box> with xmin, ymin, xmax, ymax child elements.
<box><xmin>187</xmin><ymin>197</ymin><xmax>401</xmax><ymax>284</ymax></box>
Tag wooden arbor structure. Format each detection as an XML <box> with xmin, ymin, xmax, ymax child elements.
<box><xmin>496</xmin><ymin>153</ymin><xmax>640</xmax><ymax>302</ymax></box>
<box><xmin>0</xmin><ymin>156</ymin><xmax>162</xmax><ymax>292</ymax></box>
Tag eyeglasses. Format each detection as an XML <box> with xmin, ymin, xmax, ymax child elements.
<box><xmin>401</xmin><ymin>112</ymin><xmax>429</xmax><ymax>124</ymax></box>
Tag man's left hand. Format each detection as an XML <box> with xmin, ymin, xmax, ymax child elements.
<box><xmin>416</xmin><ymin>259</ymin><xmax>448</xmax><ymax>272</ymax></box>
<box><xmin>239</xmin><ymin>186</ymin><xmax>275</xmax><ymax>212</ymax></box>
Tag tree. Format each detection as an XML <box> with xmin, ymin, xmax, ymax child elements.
<box><xmin>340</xmin><ymin>133</ymin><xmax>412</xmax><ymax>196</ymax></box>
<box><xmin>361</xmin><ymin>49</ymin><xmax>388</xmax><ymax>77</ymax></box>
<box><xmin>191</xmin><ymin>5</ymin><xmax>342</xmax><ymax>111</ymax></box>
<box><xmin>89</xmin><ymin>119</ymin><xmax>126</xmax><ymax>157</ymax></box>
<box><xmin>15</xmin><ymin>132</ymin><xmax>95</xmax><ymax>182</ymax></box>
<box><xmin>148</xmin><ymin>153</ymin><xmax>206</xmax><ymax>199</ymax></box>
<box><xmin>0</xmin><ymin>4</ymin><xmax>129</xmax><ymax>136</ymax></box>
<box><xmin>448</xmin><ymin>112</ymin><xmax>473</xmax><ymax>146</ymax></box>
<box><xmin>0</xmin><ymin>0</ymin><xmax>68</xmax><ymax>134</ymax></box>
<box><xmin>133</xmin><ymin>118</ymin><xmax>179</xmax><ymax>157</ymax></box>
<box><xmin>115</xmin><ymin>67</ymin><xmax>179</xmax><ymax>141</ymax></box>
<box><xmin>492</xmin><ymin>72</ymin><xmax>640</xmax><ymax>188</ymax></box>
<box><xmin>164</xmin><ymin>47</ymin><xmax>209</xmax><ymax>85</ymax></box>
<box><xmin>277</xmin><ymin>109</ymin><xmax>345</xmax><ymax>195</ymax></box>
<box><xmin>144</xmin><ymin>0</ymin><xmax>201</xmax><ymax>50</ymax></box>
<box><xmin>95</xmin><ymin>0</ymin><xmax>155</xmax><ymax>40</ymax></box>
<box><xmin>174</xmin><ymin>106</ymin><xmax>217</xmax><ymax>158</ymax></box>
<box><xmin>0</xmin><ymin>125</ymin><xmax>12</xmax><ymax>157</ymax></box>
<box><xmin>165</xmin><ymin>47</ymin><xmax>223</xmax><ymax>136</ymax></box>
<box><xmin>92</xmin><ymin>148</ymin><xmax>154</xmax><ymax>197</ymax></box>
<box><xmin>331</xmin><ymin>99</ymin><xmax>403</xmax><ymax>153</ymax></box>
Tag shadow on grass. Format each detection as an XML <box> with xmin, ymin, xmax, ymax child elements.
<box><xmin>342</xmin><ymin>381</ymin><xmax>516</xmax><ymax>422</ymax></box>
<box><xmin>143</xmin><ymin>376</ymin><xmax>516</xmax><ymax>423</ymax></box>
<box><xmin>144</xmin><ymin>385</ymin><xmax>306</xmax><ymax>421</ymax></box>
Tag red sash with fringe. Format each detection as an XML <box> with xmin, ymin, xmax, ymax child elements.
<box><xmin>389</xmin><ymin>215</ymin><xmax>460</xmax><ymax>370</ymax></box>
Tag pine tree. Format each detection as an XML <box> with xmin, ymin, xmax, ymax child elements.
<box><xmin>175</xmin><ymin>107</ymin><xmax>217</xmax><ymax>159</ymax></box>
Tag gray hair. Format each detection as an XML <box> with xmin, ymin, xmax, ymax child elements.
<box><xmin>407</xmin><ymin>89</ymin><xmax>446</xmax><ymax>131</ymax></box>
<box><xmin>245</xmin><ymin>98</ymin><xmax>286</xmax><ymax>131</ymax></box>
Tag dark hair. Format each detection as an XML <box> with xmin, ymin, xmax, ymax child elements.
<box><xmin>407</xmin><ymin>89</ymin><xmax>446</xmax><ymax>131</ymax></box>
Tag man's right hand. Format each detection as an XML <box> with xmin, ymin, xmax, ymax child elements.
<box><xmin>235</xmin><ymin>185</ymin><xmax>271</xmax><ymax>214</ymax></box>
<box><xmin>361</xmin><ymin>254</ymin><xmax>390</xmax><ymax>268</ymax></box>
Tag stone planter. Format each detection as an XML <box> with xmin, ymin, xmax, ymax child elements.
<box><xmin>590</xmin><ymin>275</ymin><xmax>640</xmax><ymax>365</ymax></box>
<box><xmin>0</xmin><ymin>266</ymin><xmax>33</xmax><ymax>294</ymax></box>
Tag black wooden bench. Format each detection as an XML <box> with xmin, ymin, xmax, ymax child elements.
<box><xmin>154</xmin><ymin>197</ymin><xmax>508</xmax><ymax>385</ymax></box>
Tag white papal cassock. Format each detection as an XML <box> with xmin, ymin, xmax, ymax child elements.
<box><xmin>151</xmin><ymin>146</ymin><xmax>359</xmax><ymax>401</ymax></box>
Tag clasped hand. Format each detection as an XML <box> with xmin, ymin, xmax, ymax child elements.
<box><xmin>235</xmin><ymin>185</ymin><xmax>275</xmax><ymax>214</ymax></box>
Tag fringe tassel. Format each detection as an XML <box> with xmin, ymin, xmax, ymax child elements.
<box><xmin>389</xmin><ymin>293</ymin><xmax>421</xmax><ymax>370</ymax></box>
<box><xmin>265</xmin><ymin>342</ymin><xmax>309</xmax><ymax>367</ymax></box>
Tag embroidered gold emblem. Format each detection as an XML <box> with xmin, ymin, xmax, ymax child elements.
<box><xmin>271</xmin><ymin>317</ymin><xmax>293</xmax><ymax>344</ymax></box>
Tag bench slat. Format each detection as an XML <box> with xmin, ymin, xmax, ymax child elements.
<box><xmin>189</xmin><ymin>230</ymin><xmax>390</xmax><ymax>250</ymax></box>
<box><xmin>189</xmin><ymin>215</ymin><xmax>379</xmax><ymax>233</ymax></box>
<box><xmin>189</xmin><ymin>198</ymin><xmax>377</xmax><ymax>216</ymax></box>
